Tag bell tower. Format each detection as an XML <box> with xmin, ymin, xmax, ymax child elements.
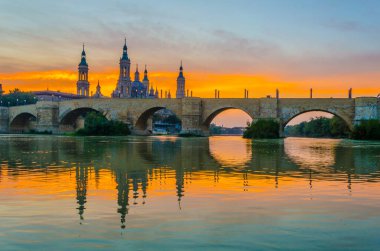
<box><xmin>142</xmin><ymin>65</ymin><xmax>150</xmax><ymax>97</ymax></box>
<box><xmin>77</xmin><ymin>44</ymin><xmax>90</xmax><ymax>97</ymax></box>
<box><xmin>115</xmin><ymin>38</ymin><xmax>132</xmax><ymax>97</ymax></box>
<box><xmin>176</xmin><ymin>61</ymin><xmax>185</xmax><ymax>98</ymax></box>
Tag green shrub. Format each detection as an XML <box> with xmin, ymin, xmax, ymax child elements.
<box><xmin>76</xmin><ymin>112</ymin><xmax>130</xmax><ymax>136</ymax></box>
<box><xmin>351</xmin><ymin>120</ymin><xmax>380</xmax><ymax>140</ymax></box>
<box><xmin>243</xmin><ymin>119</ymin><xmax>280</xmax><ymax>139</ymax></box>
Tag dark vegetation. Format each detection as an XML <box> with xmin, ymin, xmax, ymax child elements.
<box><xmin>243</xmin><ymin>119</ymin><xmax>280</xmax><ymax>139</ymax></box>
<box><xmin>76</xmin><ymin>112</ymin><xmax>130</xmax><ymax>136</ymax></box>
<box><xmin>284</xmin><ymin>116</ymin><xmax>350</xmax><ymax>138</ymax></box>
<box><xmin>0</xmin><ymin>88</ymin><xmax>37</xmax><ymax>106</ymax></box>
<box><xmin>351</xmin><ymin>120</ymin><xmax>380</xmax><ymax>140</ymax></box>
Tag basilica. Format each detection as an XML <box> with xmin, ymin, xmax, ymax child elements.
<box><xmin>76</xmin><ymin>40</ymin><xmax>186</xmax><ymax>99</ymax></box>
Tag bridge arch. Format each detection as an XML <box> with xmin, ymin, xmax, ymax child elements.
<box><xmin>134</xmin><ymin>107</ymin><xmax>182</xmax><ymax>135</ymax></box>
<box><xmin>202</xmin><ymin>107</ymin><xmax>253</xmax><ymax>131</ymax></box>
<box><xmin>283</xmin><ymin>109</ymin><xmax>353</xmax><ymax>132</ymax></box>
<box><xmin>60</xmin><ymin>107</ymin><xmax>106</xmax><ymax>132</ymax></box>
<box><xmin>10</xmin><ymin>112</ymin><xmax>37</xmax><ymax>133</ymax></box>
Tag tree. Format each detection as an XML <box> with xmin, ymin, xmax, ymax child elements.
<box><xmin>76</xmin><ymin>112</ymin><xmax>130</xmax><ymax>136</ymax></box>
<box><xmin>0</xmin><ymin>89</ymin><xmax>37</xmax><ymax>106</ymax></box>
<box><xmin>243</xmin><ymin>119</ymin><xmax>280</xmax><ymax>139</ymax></box>
<box><xmin>351</xmin><ymin>120</ymin><xmax>380</xmax><ymax>140</ymax></box>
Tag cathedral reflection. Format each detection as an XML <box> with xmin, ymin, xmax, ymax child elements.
<box><xmin>0</xmin><ymin>136</ymin><xmax>379</xmax><ymax>227</ymax></box>
<box><xmin>114</xmin><ymin>167</ymin><xmax>130</xmax><ymax>229</ymax></box>
<box><xmin>75</xmin><ymin>165</ymin><xmax>88</xmax><ymax>223</ymax></box>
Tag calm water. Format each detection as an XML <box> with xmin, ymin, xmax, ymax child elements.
<box><xmin>0</xmin><ymin>135</ymin><xmax>380</xmax><ymax>250</ymax></box>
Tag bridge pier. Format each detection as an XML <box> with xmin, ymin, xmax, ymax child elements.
<box><xmin>179</xmin><ymin>98</ymin><xmax>206</xmax><ymax>136</ymax></box>
<box><xmin>35</xmin><ymin>101</ymin><xmax>59</xmax><ymax>133</ymax></box>
<box><xmin>0</xmin><ymin>107</ymin><xmax>9</xmax><ymax>133</ymax></box>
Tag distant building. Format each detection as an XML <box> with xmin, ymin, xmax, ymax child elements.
<box><xmin>0</xmin><ymin>83</ymin><xmax>3</xmax><ymax>95</ymax></box>
<box><xmin>32</xmin><ymin>90</ymin><xmax>86</xmax><ymax>101</ymax></box>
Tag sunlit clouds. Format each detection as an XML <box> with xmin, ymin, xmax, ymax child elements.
<box><xmin>0</xmin><ymin>0</ymin><xmax>379</xmax><ymax>126</ymax></box>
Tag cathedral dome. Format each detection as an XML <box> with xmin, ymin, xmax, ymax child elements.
<box><xmin>131</xmin><ymin>80</ymin><xmax>147</xmax><ymax>98</ymax></box>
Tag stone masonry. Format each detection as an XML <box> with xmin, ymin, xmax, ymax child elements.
<box><xmin>0</xmin><ymin>97</ymin><xmax>379</xmax><ymax>136</ymax></box>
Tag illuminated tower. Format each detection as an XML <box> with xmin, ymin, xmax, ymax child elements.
<box><xmin>77</xmin><ymin>44</ymin><xmax>90</xmax><ymax>97</ymax></box>
<box><xmin>114</xmin><ymin>39</ymin><xmax>131</xmax><ymax>98</ymax></box>
<box><xmin>176</xmin><ymin>61</ymin><xmax>185</xmax><ymax>98</ymax></box>
<box><xmin>142</xmin><ymin>65</ymin><xmax>150</xmax><ymax>97</ymax></box>
<box><xmin>134</xmin><ymin>64</ymin><xmax>140</xmax><ymax>82</ymax></box>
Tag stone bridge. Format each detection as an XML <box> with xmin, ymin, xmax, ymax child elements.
<box><xmin>0</xmin><ymin>97</ymin><xmax>379</xmax><ymax>135</ymax></box>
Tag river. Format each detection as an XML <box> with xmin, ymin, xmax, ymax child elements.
<box><xmin>0</xmin><ymin>135</ymin><xmax>379</xmax><ymax>250</ymax></box>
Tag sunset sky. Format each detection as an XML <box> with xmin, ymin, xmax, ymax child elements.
<box><xmin>0</xmin><ymin>0</ymin><xmax>379</xmax><ymax>126</ymax></box>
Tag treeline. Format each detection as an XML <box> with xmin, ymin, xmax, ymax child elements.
<box><xmin>0</xmin><ymin>89</ymin><xmax>37</xmax><ymax>106</ymax></box>
<box><xmin>284</xmin><ymin>116</ymin><xmax>350</xmax><ymax>138</ymax></box>
<box><xmin>210</xmin><ymin>123</ymin><xmax>244</xmax><ymax>135</ymax></box>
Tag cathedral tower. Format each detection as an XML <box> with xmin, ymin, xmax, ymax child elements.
<box><xmin>77</xmin><ymin>44</ymin><xmax>90</xmax><ymax>97</ymax></box>
<box><xmin>176</xmin><ymin>61</ymin><xmax>185</xmax><ymax>98</ymax></box>
<box><xmin>93</xmin><ymin>80</ymin><xmax>103</xmax><ymax>98</ymax></box>
<box><xmin>114</xmin><ymin>39</ymin><xmax>131</xmax><ymax>97</ymax></box>
<box><xmin>134</xmin><ymin>64</ymin><xmax>140</xmax><ymax>82</ymax></box>
<box><xmin>142</xmin><ymin>65</ymin><xmax>150</xmax><ymax>97</ymax></box>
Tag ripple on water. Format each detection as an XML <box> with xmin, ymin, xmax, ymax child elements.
<box><xmin>0</xmin><ymin>135</ymin><xmax>380</xmax><ymax>250</ymax></box>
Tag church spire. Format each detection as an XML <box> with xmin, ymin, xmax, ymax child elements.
<box><xmin>134</xmin><ymin>64</ymin><xmax>140</xmax><ymax>81</ymax></box>
<box><xmin>143</xmin><ymin>64</ymin><xmax>149</xmax><ymax>81</ymax></box>
<box><xmin>178</xmin><ymin>61</ymin><xmax>184</xmax><ymax>78</ymax></box>
<box><xmin>79</xmin><ymin>43</ymin><xmax>87</xmax><ymax>66</ymax></box>
<box><xmin>176</xmin><ymin>61</ymin><xmax>185</xmax><ymax>98</ymax></box>
<box><xmin>122</xmin><ymin>38</ymin><xmax>129</xmax><ymax>60</ymax></box>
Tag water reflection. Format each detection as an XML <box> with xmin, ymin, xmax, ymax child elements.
<box><xmin>0</xmin><ymin>135</ymin><xmax>380</xmax><ymax>230</ymax></box>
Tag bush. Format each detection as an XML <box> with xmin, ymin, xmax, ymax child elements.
<box><xmin>76</xmin><ymin>112</ymin><xmax>130</xmax><ymax>136</ymax></box>
<box><xmin>243</xmin><ymin>119</ymin><xmax>280</xmax><ymax>139</ymax></box>
<box><xmin>351</xmin><ymin>120</ymin><xmax>380</xmax><ymax>140</ymax></box>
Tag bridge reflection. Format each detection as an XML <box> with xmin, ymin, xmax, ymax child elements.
<box><xmin>0</xmin><ymin>136</ymin><xmax>379</xmax><ymax>228</ymax></box>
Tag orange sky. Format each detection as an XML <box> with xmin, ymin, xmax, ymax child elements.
<box><xmin>1</xmin><ymin>69</ymin><xmax>378</xmax><ymax>127</ymax></box>
<box><xmin>1</xmin><ymin>69</ymin><xmax>379</xmax><ymax>99</ymax></box>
